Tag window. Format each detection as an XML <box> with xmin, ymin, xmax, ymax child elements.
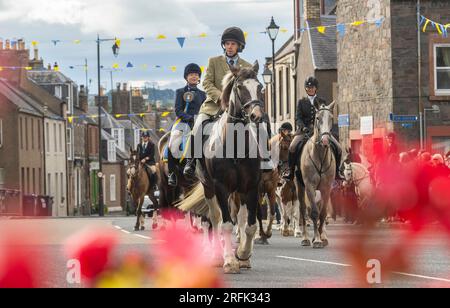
<box><xmin>47</xmin><ymin>173</ymin><xmax>51</xmax><ymax>196</ymax></box>
<box><xmin>25</xmin><ymin>118</ymin><xmax>28</xmax><ymax>151</ymax></box>
<box><xmin>53</xmin><ymin>123</ymin><xmax>57</xmax><ymax>153</ymax></box>
<box><xmin>75</xmin><ymin>168</ymin><xmax>81</xmax><ymax>208</ymax></box>
<box><xmin>110</xmin><ymin>175</ymin><xmax>116</xmax><ymax>202</ymax></box>
<box><xmin>286</xmin><ymin>67</ymin><xmax>291</xmax><ymax>116</ymax></box>
<box><xmin>20</xmin><ymin>117</ymin><xmax>23</xmax><ymax>150</ymax></box>
<box><xmin>279</xmin><ymin>69</ymin><xmax>283</xmax><ymax>117</ymax></box>
<box><xmin>59</xmin><ymin>123</ymin><xmax>62</xmax><ymax>153</ymax></box>
<box><xmin>112</xmin><ymin>128</ymin><xmax>125</xmax><ymax>152</ymax></box>
<box><xmin>46</xmin><ymin>123</ymin><xmax>50</xmax><ymax>153</ymax></box>
<box><xmin>0</xmin><ymin>118</ymin><xmax>3</xmax><ymax>148</ymax></box>
<box><xmin>108</xmin><ymin>140</ymin><xmax>116</xmax><ymax>162</ymax></box>
<box><xmin>66</xmin><ymin>128</ymin><xmax>73</xmax><ymax>160</ymax></box>
<box><xmin>61</xmin><ymin>172</ymin><xmax>64</xmax><ymax>205</ymax></box>
<box><xmin>55</xmin><ymin>86</ymin><xmax>62</xmax><ymax>99</ymax></box>
<box><xmin>134</xmin><ymin>129</ymin><xmax>141</xmax><ymax>150</ymax></box>
<box><xmin>434</xmin><ymin>44</ymin><xmax>450</xmax><ymax>96</ymax></box>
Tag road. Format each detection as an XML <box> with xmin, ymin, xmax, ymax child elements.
<box><xmin>1</xmin><ymin>216</ymin><xmax>449</xmax><ymax>288</ymax></box>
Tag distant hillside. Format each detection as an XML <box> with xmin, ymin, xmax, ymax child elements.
<box><xmin>144</xmin><ymin>88</ymin><xmax>175</xmax><ymax>106</ymax></box>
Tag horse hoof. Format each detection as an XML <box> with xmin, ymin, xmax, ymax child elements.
<box><xmin>223</xmin><ymin>260</ymin><xmax>241</xmax><ymax>274</ymax></box>
<box><xmin>152</xmin><ymin>224</ymin><xmax>158</xmax><ymax>230</ymax></box>
<box><xmin>288</xmin><ymin>230</ymin><xmax>295</xmax><ymax>237</ymax></box>
<box><xmin>282</xmin><ymin>230</ymin><xmax>290</xmax><ymax>237</ymax></box>
<box><xmin>254</xmin><ymin>237</ymin><xmax>269</xmax><ymax>245</ymax></box>
<box><xmin>266</xmin><ymin>231</ymin><xmax>273</xmax><ymax>239</ymax></box>
<box><xmin>134</xmin><ymin>227</ymin><xmax>139</xmax><ymax>231</ymax></box>
<box><xmin>140</xmin><ymin>226</ymin><xmax>145</xmax><ymax>231</ymax></box>
<box><xmin>322</xmin><ymin>239</ymin><xmax>329</xmax><ymax>247</ymax></box>
<box><xmin>239</xmin><ymin>259</ymin><xmax>252</xmax><ymax>269</ymax></box>
<box><xmin>301</xmin><ymin>239</ymin><xmax>311</xmax><ymax>247</ymax></box>
<box><xmin>295</xmin><ymin>232</ymin><xmax>302</xmax><ymax>238</ymax></box>
<box><xmin>313</xmin><ymin>241</ymin><xmax>324</xmax><ymax>249</ymax></box>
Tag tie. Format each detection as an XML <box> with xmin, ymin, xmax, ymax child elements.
<box><xmin>229</xmin><ymin>59</ymin><xmax>234</xmax><ymax>66</ymax></box>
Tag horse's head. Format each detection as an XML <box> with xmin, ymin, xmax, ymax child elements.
<box><xmin>278</xmin><ymin>130</ymin><xmax>293</xmax><ymax>163</ymax></box>
<box><xmin>221</xmin><ymin>61</ymin><xmax>264</xmax><ymax>124</ymax></box>
<box><xmin>127</xmin><ymin>147</ymin><xmax>140</xmax><ymax>180</ymax></box>
<box><xmin>314</xmin><ymin>101</ymin><xmax>335</xmax><ymax>147</ymax></box>
<box><xmin>343</xmin><ymin>161</ymin><xmax>353</xmax><ymax>182</ymax></box>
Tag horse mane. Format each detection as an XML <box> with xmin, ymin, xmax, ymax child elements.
<box><xmin>158</xmin><ymin>132</ymin><xmax>170</xmax><ymax>158</ymax></box>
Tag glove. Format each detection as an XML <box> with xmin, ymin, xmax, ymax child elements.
<box><xmin>302</xmin><ymin>127</ymin><xmax>310</xmax><ymax>134</ymax></box>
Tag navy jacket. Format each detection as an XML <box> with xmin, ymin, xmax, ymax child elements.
<box><xmin>175</xmin><ymin>85</ymin><xmax>206</xmax><ymax>123</ymax></box>
<box><xmin>137</xmin><ymin>141</ymin><xmax>156</xmax><ymax>165</ymax></box>
<box><xmin>295</xmin><ymin>96</ymin><xmax>327</xmax><ymax>131</ymax></box>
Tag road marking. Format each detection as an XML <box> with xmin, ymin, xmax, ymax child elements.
<box><xmin>277</xmin><ymin>255</ymin><xmax>450</xmax><ymax>284</ymax></box>
<box><xmin>277</xmin><ymin>256</ymin><xmax>351</xmax><ymax>267</ymax></box>
<box><xmin>134</xmin><ymin>234</ymin><xmax>152</xmax><ymax>240</ymax></box>
<box><xmin>120</xmin><ymin>229</ymin><xmax>131</xmax><ymax>234</ymax></box>
<box><xmin>114</xmin><ymin>226</ymin><xmax>122</xmax><ymax>230</ymax></box>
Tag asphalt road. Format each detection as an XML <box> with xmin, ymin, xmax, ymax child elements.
<box><xmin>1</xmin><ymin>216</ymin><xmax>449</xmax><ymax>288</ymax></box>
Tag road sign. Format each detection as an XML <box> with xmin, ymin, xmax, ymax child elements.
<box><xmin>389</xmin><ymin>113</ymin><xmax>419</xmax><ymax>122</ymax></box>
<box><xmin>338</xmin><ymin>114</ymin><xmax>350</xmax><ymax>127</ymax></box>
<box><xmin>360</xmin><ymin>116</ymin><xmax>373</xmax><ymax>135</ymax></box>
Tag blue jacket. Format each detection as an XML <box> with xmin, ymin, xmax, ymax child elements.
<box><xmin>175</xmin><ymin>85</ymin><xmax>206</xmax><ymax>124</ymax></box>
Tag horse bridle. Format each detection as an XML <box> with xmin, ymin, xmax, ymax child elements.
<box><xmin>345</xmin><ymin>163</ymin><xmax>369</xmax><ymax>186</ymax></box>
<box><xmin>314</xmin><ymin>107</ymin><xmax>333</xmax><ymax>146</ymax></box>
<box><xmin>227</xmin><ymin>80</ymin><xmax>264</xmax><ymax>124</ymax></box>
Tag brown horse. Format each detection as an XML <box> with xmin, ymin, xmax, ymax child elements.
<box><xmin>178</xmin><ymin>63</ymin><xmax>265</xmax><ymax>274</ymax></box>
<box><xmin>127</xmin><ymin>148</ymin><xmax>159</xmax><ymax>231</ymax></box>
<box><xmin>255</xmin><ymin>130</ymin><xmax>292</xmax><ymax>244</ymax></box>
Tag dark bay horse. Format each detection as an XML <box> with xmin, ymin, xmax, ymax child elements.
<box><xmin>178</xmin><ymin>62</ymin><xmax>266</xmax><ymax>274</ymax></box>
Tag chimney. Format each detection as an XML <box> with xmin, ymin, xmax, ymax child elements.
<box><xmin>122</xmin><ymin>83</ymin><xmax>127</xmax><ymax>91</ymax></box>
<box><xmin>116</xmin><ymin>82</ymin><xmax>121</xmax><ymax>92</ymax></box>
<box><xmin>47</xmin><ymin>63</ymin><xmax>52</xmax><ymax>70</ymax></box>
<box><xmin>5</xmin><ymin>40</ymin><xmax>10</xmax><ymax>50</ymax></box>
<box><xmin>18</xmin><ymin>39</ymin><xmax>25</xmax><ymax>50</ymax></box>
<box><xmin>11</xmin><ymin>40</ymin><xmax>17</xmax><ymax>50</ymax></box>
<box><xmin>33</xmin><ymin>48</ymin><xmax>39</xmax><ymax>60</ymax></box>
<box><xmin>0</xmin><ymin>39</ymin><xmax>3</xmax><ymax>50</ymax></box>
<box><xmin>79</xmin><ymin>85</ymin><xmax>89</xmax><ymax>113</ymax></box>
<box><xmin>304</xmin><ymin>0</ymin><xmax>321</xmax><ymax>20</ymax></box>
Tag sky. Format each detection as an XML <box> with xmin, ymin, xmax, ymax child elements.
<box><xmin>0</xmin><ymin>0</ymin><xmax>293</xmax><ymax>91</ymax></box>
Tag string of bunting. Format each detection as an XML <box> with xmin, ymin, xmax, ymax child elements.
<box><xmin>0</xmin><ymin>64</ymin><xmax>206</xmax><ymax>73</ymax></box>
<box><xmin>420</xmin><ymin>15</ymin><xmax>450</xmax><ymax>37</ymax></box>
<box><xmin>299</xmin><ymin>17</ymin><xmax>385</xmax><ymax>36</ymax></box>
<box><xmin>67</xmin><ymin>111</ymin><xmax>172</xmax><ymax>124</ymax></box>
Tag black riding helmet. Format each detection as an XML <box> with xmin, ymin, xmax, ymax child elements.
<box><xmin>184</xmin><ymin>63</ymin><xmax>202</xmax><ymax>80</ymax></box>
<box><xmin>279</xmin><ymin>122</ymin><xmax>293</xmax><ymax>133</ymax></box>
<box><xmin>141</xmin><ymin>131</ymin><xmax>150</xmax><ymax>138</ymax></box>
<box><xmin>305</xmin><ymin>76</ymin><xmax>319</xmax><ymax>89</ymax></box>
<box><xmin>221</xmin><ymin>27</ymin><xmax>246</xmax><ymax>52</ymax></box>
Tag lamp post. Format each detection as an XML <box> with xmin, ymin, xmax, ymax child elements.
<box><xmin>262</xmin><ymin>65</ymin><xmax>273</xmax><ymax>113</ymax></box>
<box><xmin>96</xmin><ymin>35</ymin><xmax>117</xmax><ymax>217</ymax></box>
<box><xmin>267</xmin><ymin>16</ymin><xmax>279</xmax><ymax>124</ymax></box>
<box><xmin>423</xmin><ymin>105</ymin><xmax>440</xmax><ymax>150</ymax></box>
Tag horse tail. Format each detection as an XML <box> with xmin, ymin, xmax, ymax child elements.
<box><xmin>176</xmin><ymin>183</ymin><xmax>209</xmax><ymax>216</ymax></box>
<box><xmin>158</xmin><ymin>132</ymin><xmax>170</xmax><ymax>158</ymax></box>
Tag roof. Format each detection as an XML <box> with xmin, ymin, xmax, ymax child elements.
<box><xmin>307</xmin><ymin>16</ymin><xmax>337</xmax><ymax>70</ymax></box>
<box><xmin>88</xmin><ymin>106</ymin><xmax>124</xmax><ymax>129</ymax></box>
<box><xmin>27</xmin><ymin>70</ymin><xmax>77</xmax><ymax>85</ymax></box>
<box><xmin>274</xmin><ymin>35</ymin><xmax>295</xmax><ymax>61</ymax></box>
<box><xmin>73</xmin><ymin>106</ymin><xmax>97</xmax><ymax>125</ymax></box>
<box><xmin>0</xmin><ymin>79</ymin><xmax>62</xmax><ymax>120</ymax></box>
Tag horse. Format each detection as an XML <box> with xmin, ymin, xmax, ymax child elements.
<box><xmin>156</xmin><ymin>132</ymin><xmax>198</xmax><ymax>225</ymax></box>
<box><xmin>255</xmin><ymin>131</ymin><xmax>292</xmax><ymax>244</ymax></box>
<box><xmin>126</xmin><ymin>148</ymin><xmax>159</xmax><ymax>231</ymax></box>
<box><xmin>178</xmin><ymin>62</ymin><xmax>265</xmax><ymax>274</ymax></box>
<box><xmin>297</xmin><ymin>102</ymin><xmax>337</xmax><ymax>248</ymax></box>
<box><xmin>278</xmin><ymin>178</ymin><xmax>302</xmax><ymax>237</ymax></box>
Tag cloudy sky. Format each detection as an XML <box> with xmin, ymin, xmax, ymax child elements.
<box><xmin>0</xmin><ymin>0</ymin><xmax>293</xmax><ymax>91</ymax></box>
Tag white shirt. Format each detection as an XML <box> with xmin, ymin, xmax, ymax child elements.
<box><xmin>308</xmin><ymin>95</ymin><xmax>317</xmax><ymax>106</ymax></box>
<box><xmin>142</xmin><ymin>142</ymin><xmax>148</xmax><ymax>149</ymax></box>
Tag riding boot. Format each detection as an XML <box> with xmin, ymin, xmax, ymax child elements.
<box><xmin>283</xmin><ymin>151</ymin><xmax>296</xmax><ymax>181</ymax></box>
<box><xmin>183</xmin><ymin>158</ymin><xmax>196</xmax><ymax>178</ymax></box>
<box><xmin>167</xmin><ymin>151</ymin><xmax>178</xmax><ymax>186</ymax></box>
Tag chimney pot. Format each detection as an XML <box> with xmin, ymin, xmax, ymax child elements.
<box><xmin>123</xmin><ymin>83</ymin><xmax>127</xmax><ymax>91</ymax></box>
<box><xmin>0</xmin><ymin>39</ymin><xmax>3</xmax><ymax>50</ymax></box>
<box><xmin>5</xmin><ymin>39</ymin><xmax>10</xmax><ymax>50</ymax></box>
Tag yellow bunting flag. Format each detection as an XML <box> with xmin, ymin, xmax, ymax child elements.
<box><xmin>351</xmin><ymin>21</ymin><xmax>365</xmax><ymax>26</ymax></box>
<box><xmin>54</xmin><ymin>66</ymin><xmax>59</xmax><ymax>72</ymax></box>
<box><xmin>31</xmin><ymin>41</ymin><xmax>38</xmax><ymax>47</ymax></box>
<box><xmin>157</xmin><ymin>35</ymin><xmax>167</xmax><ymax>40</ymax></box>
<box><xmin>280</xmin><ymin>28</ymin><xmax>289</xmax><ymax>33</ymax></box>
<box><xmin>25</xmin><ymin>67</ymin><xmax>32</xmax><ymax>70</ymax></box>
<box><xmin>170</xmin><ymin>66</ymin><xmax>177</xmax><ymax>72</ymax></box>
<box><xmin>423</xmin><ymin>19</ymin><xmax>430</xmax><ymax>32</ymax></box>
<box><xmin>115</xmin><ymin>114</ymin><xmax>124</xmax><ymax>118</ymax></box>
<box><xmin>74</xmin><ymin>40</ymin><xmax>81</xmax><ymax>44</ymax></box>
<box><xmin>115</xmin><ymin>39</ymin><xmax>121</xmax><ymax>47</ymax></box>
<box><xmin>68</xmin><ymin>117</ymin><xmax>73</xmax><ymax>124</ymax></box>
<box><xmin>161</xmin><ymin>112</ymin><xmax>170</xmax><ymax>117</ymax></box>
<box><xmin>140</xmin><ymin>113</ymin><xmax>145</xmax><ymax>118</ymax></box>
<box><xmin>141</xmin><ymin>64</ymin><xmax>148</xmax><ymax>70</ymax></box>
<box><xmin>159</xmin><ymin>128</ymin><xmax>166</xmax><ymax>133</ymax></box>
<box><xmin>112</xmin><ymin>63</ymin><xmax>120</xmax><ymax>69</ymax></box>
<box><xmin>199</xmin><ymin>33</ymin><xmax>207</xmax><ymax>38</ymax></box>
<box><xmin>200</xmin><ymin>66</ymin><xmax>206</xmax><ymax>74</ymax></box>
<box><xmin>244</xmin><ymin>32</ymin><xmax>248</xmax><ymax>40</ymax></box>
<box><xmin>317</xmin><ymin>26</ymin><xmax>326</xmax><ymax>34</ymax></box>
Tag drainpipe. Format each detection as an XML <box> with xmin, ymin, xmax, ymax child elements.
<box><xmin>417</xmin><ymin>0</ymin><xmax>424</xmax><ymax>150</ymax></box>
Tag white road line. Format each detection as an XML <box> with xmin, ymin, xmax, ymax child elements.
<box><xmin>277</xmin><ymin>255</ymin><xmax>450</xmax><ymax>284</ymax></box>
<box><xmin>114</xmin><ymin>226</ymin><xmax>122</xmax><ymax>230</ymax></box>
<box><xmin>120</xmin><ymin>230</ymin><xmax>131</xmax><ymax>234</ymax></box>
<box><xmin>134</xmin><ymin>234</ymin><xmax>152</xmax><ymax>240</ymax></box>
<box><xmin>277</xmin><ymin>256</ymin><xmax>351</xmax><ymax>267</ymax></box>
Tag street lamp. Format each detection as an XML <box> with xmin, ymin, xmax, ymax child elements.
<box><xmin>96</xmin><ymin>35</ymin><xmax>117</xmax><ymax>217</ymax></box>
<box><xmin>262</xmin><ymin>66</ymin><xmax>272</xmax><ymax>113</ymax></box>
<box><xmin>423</xmin><ymin>104</ymin><xmax>441</xmax><ymax>150</ymax></box>
<box><xmin>267</xmin><ymin>16</ymin><xmax>279</xmax><ymax>123</ymax></box>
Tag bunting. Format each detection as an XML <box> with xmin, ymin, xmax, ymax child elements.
<box><xmin>421</xmin><ymin>15</ymin><xmax>449</xmax><ymax>37</ymax></box>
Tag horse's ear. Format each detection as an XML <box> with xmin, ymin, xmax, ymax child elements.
<box><xmin>220</xmin><ymin>75</ymin><xmax>235</xmax><ymax>110</ymax></box>
<box><xmin>252</xmin><ymin>61</ymin><xmax>259</xmax><ymax>74</ymax></box>
<box><xmin>328</xmin><ymin>101</ymin><xmax>336</xmax><ymax>111</ymax></box>
<box><xmin>230</xmin><ymin>65</ymin><xmax>240</xmax><ymax>76</ymax></box>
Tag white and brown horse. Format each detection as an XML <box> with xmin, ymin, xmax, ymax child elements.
<box><xmin>178</xmin><ymin>63</ymin><xmax>265</xmax><ymax>274</ymax></box>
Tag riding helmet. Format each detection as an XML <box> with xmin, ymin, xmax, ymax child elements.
<box><xmin>304</xmin><ymin>76</ymin><xmax>319</xmax><ymax>89</ymax></box>
<box><xmin>184</xmin><ymin>63</ymin><xmax>202</xmax><ymax>80</ymax></box>
<box><xmin>221</xmin><ymin>27</ymin><xmax>246</xmax><ymax>52</ymax></box>
<box><xmin>279</xmin><ymin>122</ymin><xmax>293</xmax><ymax>132</ymax></box>
<box><xmin>141</xmin><ymin>131</ymin><xmax>150</xmax><ymax>138</ymax></box>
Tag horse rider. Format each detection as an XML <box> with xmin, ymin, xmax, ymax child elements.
<box><xmin>137</xmin><ymin>131</ymin><xmax>157</xmax><ymax>184</ymax></box>
<box><xmin>167</xmin><ymin>63</ymin><xmax>206</xmax><ymax>187</ymax></box>
<box><xmin>183</xmin><ymin>26</ymin><xmax>254</xmax><ymax>178</ymax></box>
<box><xmin>283</xmin><ymin>76</ymin><xmax>342</xmax><ymax>182</ymax></box>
